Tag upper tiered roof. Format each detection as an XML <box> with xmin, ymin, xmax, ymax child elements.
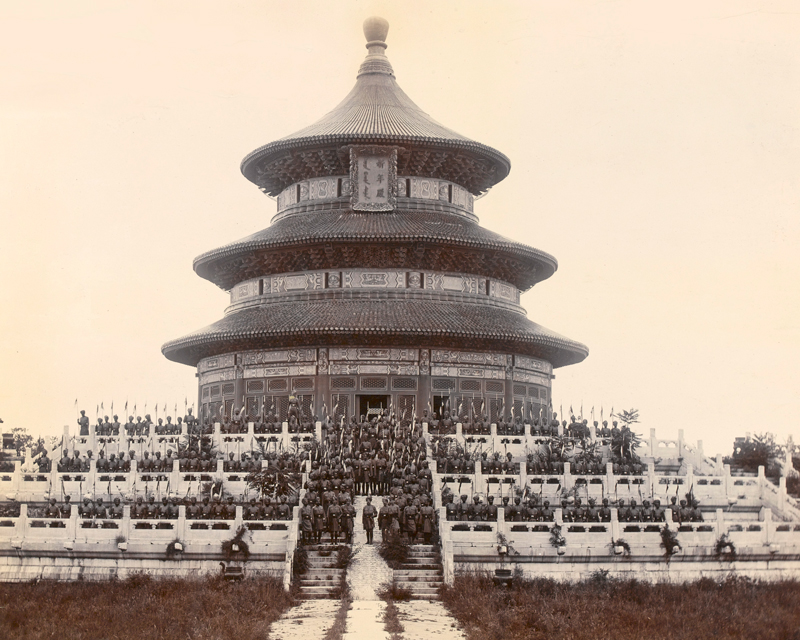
<box><xmin>240</xmin><ymin>17</ymin><xmax>510</xmax><ymax>196</ymax></box>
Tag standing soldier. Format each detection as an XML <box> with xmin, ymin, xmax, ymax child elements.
<box><xmin>328</xmin><ymin>497</ymin><xmax>342</xmax><ymax>544</ymax></box>
<box><xmin>77</xmin><ymin>410</ymin><xmax>90</xmax><ymax>436</ymax></box>
<box><xmin>362</xmin><ymin>496</ymin><xmax>377</xmax><ymax>544</ymax></box>
<box><xmin>403</xmin><ymin>500</ymin><xmax>418</xmax><ymax>543</ymax></box>
<box><xmin>419</xmin><ymin>497</ymin><xmax>435</xmax><ymax>544</ymax></box>
<box><xmin>312</xmin><ymin>498</ymin><xmax>326</xmax><ymax>544</ymax></box>
<box><xmin>341</xmin><ymin>496</ymin><xmax>355</xmax><ymax>544</ymax></box>
<box><xmin>300</xmin><ymin>497</ymin><xmax>314</xmax><ymax>545</ymax></box>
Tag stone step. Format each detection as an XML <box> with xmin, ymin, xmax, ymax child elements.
<box><xmin>397</xmin><ymin>586</ymin><xmax>442</xmax><ymax>596</ymax></box>
<box><xmin>400</xmin><ymin>561</ymin><xmax>442</xmax><ymax>569</ymax></box>
<box><xmin>393</xmin><ymin>569</ymin><xmax>443</xmax><ymax>578</ymax></box>
<box><xmin>407</xmin><ymin>552</ymin><xmax>439</xmax><ymax>559</ymax></box>
<box><xmin>301</xmin><ymin>573</ymin><xmax>343</xmax><ymax>581</ymax></box>
<box><xmin>394</xmin><ymin>576</ymin><xmax>444</xmax><ymax>584</ymax></box>
<box><xmin>305</xmin><ymin>567</ymin><xmax>345</xmax><ymax>575</ymax></box>
<box><xmin>305</xmin><ymin>562</ymin><xmax>341</xmax><ymax>569</ymax></box>
<box><xmin>300</xmin><ymin>580</ymin><xmax>341</xmax><ymax>588</ymax></box>
<box><xmin>409</xmin><ymin>545</ymin><xmax>437</xmax><ymax>551</ymax></box>
<box><xmin>298</xmin><ymin>587</ymin><xmax>340</xmax><ymax>598</ymax></box>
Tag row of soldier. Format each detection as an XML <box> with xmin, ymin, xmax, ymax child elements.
<box><xmin>443</xmin><ymin>492</ymin><xmax>703</xmax><ymax>524</ymax></box>
<box><xmin>77</xmin><ymin>409</ymin><xmax>199</xmax><ymax>437</ymax></box>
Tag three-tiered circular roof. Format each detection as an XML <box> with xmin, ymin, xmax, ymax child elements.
<box><xmin>162</xmin><ymin>17</ymin><xmax>589</xmax><ymax>370</ymax></box>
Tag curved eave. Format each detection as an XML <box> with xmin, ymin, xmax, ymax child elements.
<box><xmin>161</xmin><ymin>300</ymin><xmax>588</xmax><ymax>369</ymax></box>
<box><xmin>192</xmin><ymin>210</ymin><xmax>557</xmax><ymax>292</ymax></box>
<box><xmin>240</xmin><ymin>134</ymin><xmax>511</xmax><ymax>196</ymax></box>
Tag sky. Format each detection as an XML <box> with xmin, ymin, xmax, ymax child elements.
<box><xmin>0</xmin><ymin>0</ymin><xmax>798</xmax><ymax>458</ymax></box>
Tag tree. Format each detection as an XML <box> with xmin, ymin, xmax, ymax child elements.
<box><xmin>724</xmin><ymin>432</ymin><xmax>782</xmax><ymax>477</ymax></box>
<box><xmin>11</xmin><ymin>427</ymin><xmax>33</xmax><ymax>456</ymax></box>
<box><xmin>610</xmin><ymin>409</ymin><xmax>643</xmax><ymax>461</ymax></box>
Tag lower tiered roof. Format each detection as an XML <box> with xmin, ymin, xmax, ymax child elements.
<box><xmin>161</xmin><ymin>298</ymin><xmax>589</xmax><ymax>367</ymax></box>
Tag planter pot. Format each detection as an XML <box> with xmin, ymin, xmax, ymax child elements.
<box><xmin>557</xmin><ymin>546</ymin><xmax>566</xmax><ymax>556</ymax></box>
<box><xmin>614</xmin><ymin>545</ymin><xmax>624</xmax><ymax>555</ymax></box>
<box><xmin>117</xmin><ymin>542</ymin><xmax>128</xmax><ymax>551</ymax></box>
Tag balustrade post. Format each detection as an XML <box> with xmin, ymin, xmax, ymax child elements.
<box><xmin>563</xmin><ymin>462</ymin><xmax>573</xmax><ymax>491</ymax></box>
<box><xmin>65</xmin><ymin>506</ymin><xmax>78</xmax><ymax>549</ymax></box>
<box><xmin>121</xmin><ymin>505</ymin><xmax>131</xmax><ymax>545</ymax></box>
<box><xmin>315</xmin><ymin>421</ymin><xmax>322</xmax><ymax>442</ymax></box>
<box><xmin>715</xmin><ymin>508</ymin><xmax>724</xmax><ymax>536</ymax></box>
<box><xmin>678</xmin><ymin>429</ymin><xmax>685</xmax><ymax>458</ymax></box>
<box><xmin>474</xmin><ymin>460</ymin><xmax>484</xmax><ymax>495</ymax></box>
<box><xmin>649</xmin><ymin>428</ymin><xmax>657</xmax><ymax>457</ymax></box>
<box><xmin>778</xmin><ymin>477</ymin><xmax>787</xmax><ymax>511</ymax></box>
<box><xmin>422</xmin><ymin>422</ymin><xmax>429</xmax><ymax>440</ymax></box>
<box><xmin>490</xmin><ymin>423</ymin><xmax>497</xmax><ymax>438</ymax></box>
<box><xmin>610</xmin><ymin>507</ymin><xmax>620</xmax><ymax>540</ymax></box>
<box><xmin>554</xmin><ymin>507</ymin><xmax>563</xmax><ymax>526</ymax></box>
<box><xmin>213</xmin><ymin>422</ymin><xmax>221</xmax><ymax>450</ymax></box>
<box><xmin>455</xmin><ymin>422</ymin><xmax>463</xmax><ymax>439</ymax></box>
<box><xmin>762</xmin><ymin>508</ymin><xmax>772</xmax><ymax>544</ymax></box>
<box><xmin>282</xmin><ymin>422</ymin><xmax>290</xmax><ymax>450</ymax></box>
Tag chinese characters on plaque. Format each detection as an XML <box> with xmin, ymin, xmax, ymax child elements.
<box><xmin>349</xmin><ymin>146</ymin><xmax>398</xmax><ymax>211</ymax></box>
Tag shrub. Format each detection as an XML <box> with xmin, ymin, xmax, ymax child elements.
<box><xmin>221</xmin><ymin>525</ymin><xmax>250</xmax><ymax>560</ymax></box>
<box><xmin>293</xmin><ymin>545</ymin><xmax>309</xmax><ymax>576</ymax></box>
<box><xmin>609</xmin><ymin>538</ymin><xmax>631</xmax><ymax>556</ymax></box>
<box><xmin>714</xmin><ymin>534</ymin><xmax>736</xmax><ymax>560</ymax></box>
<box><xmin>378</xmin><ymin>579</ymin><xmax>413</xmax><ymax>601</ymax></box>
<box><xmin>336</xmin><ymin>545</ymin><xmax>356</xmax><ymax>569</ymax></box>
<box><xmin>659</xmin><ymin>524</ymin><xmax>681</xmax><ymax>562</ymax></box>
<box><xmin>379</xmin><ymin>533</ymin><xmax>410</xmax><ymax>569</ymax></box>
<box><xmin>549</xmin><ymin>524</ymin><xmax>566</xmax><ymax>548</ymax></box>
<box><xmin>165</xmin><ymin>538</ymin><xmax>185</xmax><ymax>559</ymax></box>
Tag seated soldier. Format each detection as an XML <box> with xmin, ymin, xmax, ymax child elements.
<box><xmin>110</xmin><ymin>497</ymin><xmax>124</xmax><ymax>519</ymax></box>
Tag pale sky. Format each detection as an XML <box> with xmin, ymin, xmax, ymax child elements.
<box><xmin>0</xmin><ymin>1</ymin><xmax>798</xmax><ymax>458</ymax></box>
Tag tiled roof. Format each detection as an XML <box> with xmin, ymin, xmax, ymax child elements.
<box><xmin>240</xmin><ymin>27</ymin><xmax>509</xmax><ymax>196</ymax></box>
<box><xmin>193</xmin><ymin>209</ymin><xmax>557</xmax><ymax>291</ymax></box>
<box><xmin>161</xmin><ymin>299</ymin><xmax>588</xmax><ymax>368</ymax></box>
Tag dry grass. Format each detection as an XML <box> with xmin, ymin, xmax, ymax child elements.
<box><xmin>441</xmin><ymin>572</ymin><xmax>800</xmax><ymax>640</ymax></box>
<box><xmin>0</xmin><ymin>574</ymin><xmax>293</xmax><ymax>640</ymax></box>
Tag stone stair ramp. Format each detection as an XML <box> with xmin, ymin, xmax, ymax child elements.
<box><xmin>298</xmin><ymin>544</ymin><xmax>345</xmax><ymax>599</ymax></box>
<box><xmin>394</xmin><ymin>544</ymin><xmax>444</xmax><ymax>600</ymax></box>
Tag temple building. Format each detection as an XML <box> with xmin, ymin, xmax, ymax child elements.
<box><xmin>162</xmin><ymin>17</ymin><xmax>588</xmax><ymax>428</ymax></box>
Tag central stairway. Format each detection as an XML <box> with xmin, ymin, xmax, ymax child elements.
<box><xmin>298</xmin><ymin>544</ymin><xmax>345</xmax><ymax>599</ymax></box>
<box><xmin>394</xmin><ymin>545</ymin><xmax>444</xmax><ymax>600</ymax></box>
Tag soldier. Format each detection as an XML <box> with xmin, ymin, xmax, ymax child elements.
<box><xmin>342</xmin><ymin>496</ymin><xmax>355</xmax><ymax>544</ymax></box>
<box><xmin>277</xmin><ymin>495</ymin><xmax>291</xmax><ymax>520</ymax></box>
<box><xmin>617</xmin><ymin>498</ymin><xmax>627</xmax><ymax>522</ymax></box>
<box><xmin>77</xmin><ymin>410</ymin><xmax>90</xmax><ymax>436</ymax></box>
<box><xmin>58</xmin><ymin>450</ymin><xmax>72</xmax><ymax>472</ymax></box>
<box><xmin>110</xmin><ymin>497</ymin><xmax>124</xmax><ymax>519</ymax></box>
<box><xmin>299</xmin><ymin>497</ymin><xmax>313</xmax><ymax>545</ymax></box>
<box><xmin>484</xmin><ymin>495</ymin><xmax>498</xmax><ymax>522</ymax></box>
<box><xmin>224</xmin><ymin>496</ymin><xmax>237</xmax><ymax>520</ymax></box>
<box><xmin>111</xmin><ymin>415</ymin><xmax>121</xmax><ymax>435</ymax></box>
<box><xmin>540</xmin><ymin>499</ymin><xmax>554</xmax><ymax>522</ymax></box>
<box><xmin>585</xmin><ymin>498</ymin><xmax>599</xmax><ymax>522</ymax></box>
<box><xmin>404</xmin><ymin>500</ymin><xmax>419</xmax><ymax>543</ymax></box>
<box><xmin>210</xmin><ymin>496</ymin><xmax>224</xmax><ymax>520</ymax></box>
<box><xmin>153</xmin><ymin>452</ymin><xmax>165</xmax><ymax>473</ymax></box>
<box><xmin>46</xmin><ymin>498</ymin><xmax>60</xmax><ymax>519</ymax></box>
<box><xmin>312</xmin><ymin>498</ymin><xmax>326</xmax><ymax>544</ymax></box>
<box><xmin>262</xmin><ymin>496</ymin><xmax>275</xmax><ymax>521</ymax></box>
<box><xmin>652</xmin><ymin>499</ymin><xmax>666</xmax><ymax>522</ymax></box>
<box><xmin>690</xmin><ymin>500</ymin><xmax>703</xmax><ymax>522</ymax></box>
<box><xmin>359</xmin><ymin>496</ymin><xmax>375</xmax><ymax>544</ymax></box>
<box><xmin>61</xmin><ymin>495</ymin><xmax>72</xmax><ymax>518</ymax></box>
<box><xmin>511</xmin><ymin>496</ymin><xmax>524</xmax><ymax>521</ymax></box>
<box><xmin>159</xmin><ymin>496</ymin><xmax>170</xmax><ymax>518</ymax></box>
<box><xmin>640</xmin><ymin>499</ymin><xmax>654</xmax><ymax>522</ymax></box>
<box><xmin>328</xmin><ymin>497</ymin><xmax>342</xmax><ymax>543</ymax></box>
<box><xmin>669</xmin><ymin>496</ymin><xmax>681</xmax><ymax>522</ymax></box>
<box><xmin>678</xmin><ymin>499</ymin><xmax>692</xmax><ymax>524</ymax></box>
<box><xmin>146</xmin><ymin>495</ymin><xmax>159</xmax><ymax>519</ymax></box>
<box><xmin>133</xmin><ymin>496</ymin><xmax>147</xmax><ymax>519</ymax></box>
<box><xmin>95</xmin><ymin>498</ymin><xmax>107</xmax><ymax>520</ymax></box>
<box><xmin>186</xmin><ymin>496</ymin><xmax>200</xmax><ymax>520</ymax></box>
<box><xmin>79</xmin><ymin>497</ymin><xmax>94</xmax><ymax>519</ymax></box>
<box><xmin>200</xmin><ymin>496</ymin><xmax>213</xmax><ymax>520</ymax></box>
<box><xmin>598</xmin><ymin>498</ymin><xmax>612</xmax><ymax>522</ymax></box>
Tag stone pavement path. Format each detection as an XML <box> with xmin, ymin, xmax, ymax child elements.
<box><xmin>348</xmin><ymin>496</ymin><xmax>393</xmax><ymax>600</ymax></box>
<box><xmin>394</xmin><ymin>601</ymin><xmax>466</xmax><ymax>640</ymax></box>
<box><xmin>342</xmin><ymin>600</ymin><xmax>389</xmax><ymax>640</ymax></box>
<box><xmin>267</xmin><ymin>599</ymin><xmax>341</xmax><ymax>640</ymax></box>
